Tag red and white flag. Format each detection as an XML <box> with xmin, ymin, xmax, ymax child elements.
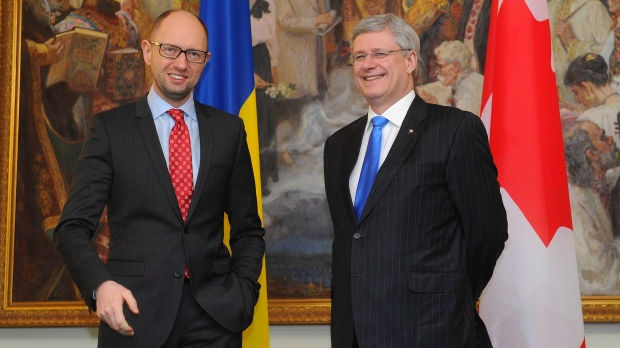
<box><xmin>478</xmin><ymin>0</ymin><xmax>585</xmax><ymax>347</ymax></box>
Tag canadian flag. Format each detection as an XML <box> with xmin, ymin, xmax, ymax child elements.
<box><xmin>478</xmin><ymin>0</ymin><xmax>586</xmax><ymax>347</ymax></box>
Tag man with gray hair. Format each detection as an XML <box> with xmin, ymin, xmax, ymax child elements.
<box><xmin>323</xmin><ymin>14</ymin><xmax>507</xmax><ymax>348</ymax></box>
<box><xmin>420</xmin><ymin>40</ymin><xmax>484</xmax><ymax>115</ymax></box>
<box><xmin>564</xmin><ymin>120</ymin><xmax>620</xmax><ymax>295</ymax></box>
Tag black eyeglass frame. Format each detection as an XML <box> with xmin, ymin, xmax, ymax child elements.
<box><xmin>149</xmin><ymin>40</ymin><xmax>210</xmax><ymax>64</ymax></box>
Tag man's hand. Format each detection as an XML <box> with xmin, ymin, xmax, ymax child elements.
<box><xmin>271</xmin><ymin>67</ymin><xmax>279</xmax><ymax>84</ymax></box>
<box><xmin>555</xmin><ymin>21</ymin><xmax>575</xmax><ymax>46</ymax></box>
<box><xmin>315</xmin><ymin>12</ymin><xmax>335</xmax><ymax>26</ymax></box>
<box><xmin>43</xmin><ymin>37</ymin><xmax>64</xmax><ymax>65</ymax></box>
<box><xmin>95</xmin><ymin>280</ymin><xmax>139</xmax><ymax>336</ymax></box>
<box><xmin>254</xmin><ymin>73</ymin><xmax>272</xmax><ymax>89</ymax></box>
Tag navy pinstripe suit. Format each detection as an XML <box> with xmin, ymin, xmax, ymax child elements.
<box><xmin>324</xmin><ymin>96</ymin><xmax>507</xmax><ymax>347</ymax></box>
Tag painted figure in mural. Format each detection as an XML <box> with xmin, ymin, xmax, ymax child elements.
<box><xmin>564</xmin><ymin>120</ymin><xmax>620</xmax><ymax>295</ymax></box>
<box><xmin>548</xmin><ymin>0</ymin><xmax>612</xmax><ymax>102</ymax></box>
<box><xmin>54</xmin><ymin>10</ymin><xmax>264</xmax><ymax>347</ymax></box>
<box><xmin>272</xmin><ymin>0</ymin><xmax>336</xmax><ymax>168</ymax></box>
<box><xmin>565</xmin><ymin>53</ymin><xmax>620</xmax><ymax>240</ymax></box>
<box><xmin>341</xmin><ymin>0</ymin><xmax>453</xmax><ymax>42</ymax></box>
<box><xmin>458</xmin><ymin>0</ymin><xmax>490</xmax><ymax>73</ymax></box>
<box><xmin>323</xmin><ymin>14</ymin><xmax>507</xmax><ymax>347</ymax></box>
<box><xmin>341</xmin><ymin>0</ymin><xmax>401</xmax><ymax>42</ymax></box>
<box><xmin>54</xmin><ymin>0</ymin><xmax>145</xmax><ymax>128</ymax></box>
<box><xmin>274</xmin><ymin>0</ymin><xmax>334</xmax><ymax>98</ymax></box>
<box><xmin>418</xmin><ymin>39</ymin><xmax>483</xmax><ymax>115</ymax></box>
<box><xmin>14</xmin><ymin>0</ymin><xmax>84</xmax><ymax>302</ymax></box>
<box><xmin>564</xmin><ymin>53</ymin><xmax>620</xmax><ymax>146</ymax></box>
<box><xmin>251</xmin><ymin>0</ymin><xmax>280</xmax><ymax>194</ymax></box>
<box><xmin>599</xmin><ymin>0</ymin><xmax>620</xmax><ymax>93</ymax></box>
<box><xmin>117</xmin><ymin>0</ymin><xmax>140</xmax><ymax>47</ymax></box>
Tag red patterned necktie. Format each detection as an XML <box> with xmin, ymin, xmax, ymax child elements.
<box><xmin>167</xmin><ymin>108</ymin><xmax>193</xmax><ymax>222</ymax></box>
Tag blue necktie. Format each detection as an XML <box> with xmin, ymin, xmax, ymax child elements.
<box><xmin>354</xmin><ymin>116</ymin><xmax>389</xmax><ymax>220</ymax></box>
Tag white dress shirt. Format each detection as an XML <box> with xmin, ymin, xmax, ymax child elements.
<box><xmin>349</xmin><ymin>91</ymin><xmax>416</xmax><ymax>203</ymax></box>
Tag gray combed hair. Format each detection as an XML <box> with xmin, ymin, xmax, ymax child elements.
<box><xmin>352</xmin><ymin>14</ymin><xmax>420</xmax><ymax>55</ymax></box>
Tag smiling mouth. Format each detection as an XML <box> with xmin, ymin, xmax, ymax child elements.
<box><xmin>169</xmin><ymin>73</ymin><xmax>186</xmax><ymax>80</ymax></box>
<box><xmin>363</xmin><ymin>75</ymin><xmax>383</xmax><ymax>81</ymax></box>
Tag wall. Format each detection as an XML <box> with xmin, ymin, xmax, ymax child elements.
<box><xmin>0</xmin><ymin>324</ymin><xmax>618</xmax><ymax>347</ymax></box>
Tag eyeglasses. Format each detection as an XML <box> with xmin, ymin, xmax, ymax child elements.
<box><xmin>150</xmin><ymin>41</ymin><xmax>210</xmax><ymax>64</ymax></box>
<box><xmin>348</xmin><ymin>48</ymin><xmax>412</xmax><ymax>65</ymax></box>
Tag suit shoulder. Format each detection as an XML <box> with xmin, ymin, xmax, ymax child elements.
<box><xmin>88</xmin><ymin>101</ymin><xmax>142</xmax><ymax>132</ymax></box>
<box><xmin>195</xmin><ymin>101</ymin><xmax>240</xmax><ymax>123</ymax></box>
<box><xmin>95</xmin><ymin>101</ymin><xmax>138</xmax><ymax>121</ymax></box>
<box><xmin>425</xmin><ymin>102</ymin><xmax>475</xmax><ymax>118</ymax></box>
<box><xmin>425</xmin><ymin>103</ymin><xmax>481</xmax><ymax>127</ymax></box>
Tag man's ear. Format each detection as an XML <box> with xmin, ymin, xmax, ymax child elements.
<box><xmin>141</xmin><ymin>40</ymin><xmax>152</xmax><ymax>65</ymax></box>
<box><xmin>581</xmin><ymin>81</ymin><xmax>595</xmax><ymax>94</ymax></box>
<box><xmin>203</xmin><ymin>52</ymin><xmax>211</xmax><ymax>68</ymax></box>
<box><xmin>586</xmin><ymin>148</ymin><xmax>600</xmax><ymax>161</ymax></box>
<box><xmin>406</xmin><ymin>50</ymin><xmax>418</xmax><ymax>74</ymax></box>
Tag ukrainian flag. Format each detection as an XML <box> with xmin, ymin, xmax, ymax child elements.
<box><xmin>195</xmin><ymin>1</ymin><xmax>269</xmax><ymax>346</ymax></box>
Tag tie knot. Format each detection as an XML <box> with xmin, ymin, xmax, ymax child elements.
<box><xmin>167</xmin><ymin>108</ymin><xmax>185</xmax><ymax>123</ymax></box>
<box><xmin>371</xmin><ymin>116</ymin><xmax>389</xmax><ymax>129</ymax></box>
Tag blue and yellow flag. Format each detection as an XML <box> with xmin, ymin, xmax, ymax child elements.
<box><xmin>195</xmin><ymin>2</ymin><xmax>269</xmax><ymax>346</ymax></box>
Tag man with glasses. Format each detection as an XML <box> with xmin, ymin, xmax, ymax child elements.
<box><xmin>54</xmin><ymin>10</ymin><xmax>265</xmax><ymax>348</ymax></box>
<box><xmin>323</xmin><ymin>14</ymin><xmax>507</xmax><ymax>347</ymax></box>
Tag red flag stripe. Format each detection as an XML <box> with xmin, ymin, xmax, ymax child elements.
<box><xmin>484</xmin><ymin>0</ymin><xmax>572</xmax><ymax>246</ymax></box>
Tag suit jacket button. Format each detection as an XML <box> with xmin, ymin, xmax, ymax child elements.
<box><xmin>184</xmin><ymin>227</ymin><xmax>189</xmax><ymax>234</ymax></box>
<box><xmin>353</xmin><ymin>233</ymin><xmax>361</xmax><ymax>239</ymax></box>
<box><xmin>173</xmin><ymin>270</ymin><xmax>182</xmax><ymax>278</ymax></box>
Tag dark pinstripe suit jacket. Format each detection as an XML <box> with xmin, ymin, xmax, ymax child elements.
<box><xmin>324</xmin><ymin>96</ymin><xmax>507</xmax><ymax>348</ymax></box>
<box><xmin>55</xmin><ymin>97</ymin><xmax>265</xmax><ymax>347</ymax></box>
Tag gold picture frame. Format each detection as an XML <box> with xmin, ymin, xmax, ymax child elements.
<box><xmin>268</xmin><ymin>299</ymin><xmax>330</xmax><ymax>324</ymax></box>
<box><xmin>1</xmin><ymin>0</ymin><xmax>619</xmax><ymax>327</ymax></box>
<box><xmin>0</xmin><ymin>0</ymin><xmax>99</xmax><ymax>327</ymax></box>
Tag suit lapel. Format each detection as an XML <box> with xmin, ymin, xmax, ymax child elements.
<box><xmin>338</xmin><ymin>117</ymin><xmax>367</xmax><ymax>225</ymax></box>
<box><xmin>185</xmin><ymin>103</ymin><xmax>213</xmax><ymax>222</ymax></box>
<box><xmin>357</xmin><ymin>97</ymin><xmax>430</xmax><ymax>223</ymax></box>
<box><xmin>134</xmin><ymin>97</ymin><xmax>184</xmax><ymax>222</ymax></box>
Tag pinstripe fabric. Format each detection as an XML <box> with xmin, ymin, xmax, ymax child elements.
<box><xmin>324</xmin><ymin>97</ymin><xmax>507</xmax><ymax>348</ymax></box>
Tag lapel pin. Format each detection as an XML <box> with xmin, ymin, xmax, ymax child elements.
<box><xmin>408</xmin><ymin>129</ymin><xmax>415</xmax><ymax>134</ymax></box>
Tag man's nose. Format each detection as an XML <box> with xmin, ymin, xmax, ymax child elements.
<box><xmin>172</xmin><ymin>52</ymin><xmax>189</xmax><ymax>68</ymax></box>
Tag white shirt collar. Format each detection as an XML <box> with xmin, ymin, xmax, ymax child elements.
<box><xmin>366</xmin><ymin>90</ymin><xmax>416</xmax><ymax>130</ymax></box>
